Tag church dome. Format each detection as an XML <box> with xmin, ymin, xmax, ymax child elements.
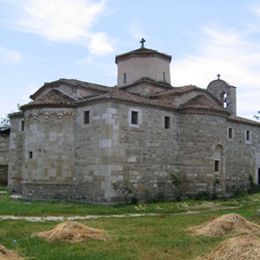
<box><xmin>116</xmin><ymin>39</ymin><xmax>172</xmax><ymax>87</ymax></box>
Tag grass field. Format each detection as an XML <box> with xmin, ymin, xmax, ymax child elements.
<box><xmin>0</xmin><ymin>192</ymin><xmax>259</xmax><ymax>259</ymax></box>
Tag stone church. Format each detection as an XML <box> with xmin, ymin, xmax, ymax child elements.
<box><xmin>3</xmin><ymin>40</ymin><xmax>260</xmax><ymax>202</ymax></box>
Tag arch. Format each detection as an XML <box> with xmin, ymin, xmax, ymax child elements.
<box><xmin>221</xmin><ymin>92</ymin><xmax>228</xmax><ymax>108</ymax></box>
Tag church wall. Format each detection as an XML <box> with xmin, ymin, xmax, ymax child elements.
<box><xmin>21</xmin><ymin>108</ymin><xmax>75</xmax><ymax>200</ymax></box>
<box><xmin>178</xmin><ymin>112</ymin><xmax>260</xmax><ymax>197</ymax></box>
<box><xmin>178</xmin><ymin>112</ymin><xmax>227</xmax><ymax>196</ymax></box>
<box><xmin>8</xmin><ymin>114</ymin><xmax>25</xmax><ymax>193</ymax></box>
<box><xmin>225</xmin><ymin>120</ymin><xmax>260</xmax><ymax>191</ymax></box>
<box><xmin>74</xmin><ymin>101</ymin><xmax>123</xmax><ymax>202</ymax></box>
<box><xmin>113</xmin><ymin>103</ymin><xmax>179</xmax><ymax>201</ymax></box>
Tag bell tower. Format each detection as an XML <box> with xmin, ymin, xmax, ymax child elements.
<box><xmin>207</xmin><ymin>75</ymin><xmax>237</xmax><ymax>116</ymax></box>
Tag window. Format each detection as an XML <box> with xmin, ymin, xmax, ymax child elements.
<box><xmin>29</xmin><ymin>151</ymin><xmax>33</xmax><ymax>159</ymax></box>
<box><xmin>164</xmin><ymin>116</ymin><xmax>170</xmax><ymax>129</ymax></box>
<box><xmin>131</xmin><ymin>111</ymin><xmax>138</xmax><ymax>125</ymax></box>
<box><xmin>246</xmin><ymin>130</ymin><xmax>250</xmax><ymax>141</ymax></box>
<box><xmin>21</xmin><ymin>120</ymin><xmax>25</xmax><ymax>131</ymax></box>
<box><xmin>84</xmin><ymin>111</ymin><xmax>90</xmax><ymax>124</ymax></box>
<box><xmin>123</xmin><ymin>73</ymin><xmax>127</xmax><ymax>84</ymax></box>
<box><xmin>223</xmin><ymin>93</ymin><xmax>228</xmax><ymax>108</ymax></box>
<box><xmin>163</xmin><ymin>71</ymin><xmax>166</xmax><ymax>82</ymax></box>
<box><xmin>228</xmin><ymin>127</ymin><xmax>233</xmax><ymax>139</ymax></box>
<box><xmin>214</xmin><ymin>160</ymin><xmax>220</xmax><ymax>172</ymax></box>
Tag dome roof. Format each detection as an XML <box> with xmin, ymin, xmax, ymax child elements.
<box><xmin>115</xmin><ymin>47</ymin><xmax>172</xmax><ymax>64</ymax></box>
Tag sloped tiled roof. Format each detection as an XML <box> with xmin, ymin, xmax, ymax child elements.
<box><xmin>149</xmin><ymin>85</ymin><xmax>199</xmax><ymax>97</ymax></box>
<box><xmin>77</xmin><ymin>87</ymin><xmax>165</xmax><ymax>106</ymax></box>
<box><xmin>22</xmin><ymin>89</ymin><xmax>75</xmax><ymax>110</ymax></box>
<box><xmin>228</xmin><ymin>116</ymin><xmax>260</xmax><ymax>126</ymax></box>
<box><xmin>119</xmin><ymin>77</ymin><xmax>173</xmax><ymax>90</ymax></box>
<box><xmin>30</xmin><ymin>78</ymin><xmax>111</xmax><ymax>100</ymax></box>
<box><xmin>115</xmin><ymin>47</ymin><xmax>172</xmax><ymax>63</ymax></box>
<box><xmin>182</xmin><ymin>94</ymin><xmax>225</xmax><ymax>111</ymax></box>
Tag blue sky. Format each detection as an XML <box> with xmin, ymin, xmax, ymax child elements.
<box><xmin>0</xmin><ymin>0</ymin><xmax>260</xmax><ymax>119</ymax></box>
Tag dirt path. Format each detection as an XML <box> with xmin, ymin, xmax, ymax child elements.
<box><xmin>0</xmin><ymin>206</ymin><xmax>241</xmax><ymax>222</ymax></box>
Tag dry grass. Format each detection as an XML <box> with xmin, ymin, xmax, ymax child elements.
<box><xmin>198</xmin><ymin>235</ymin><xmax>260</xmax><ymax>260</ymax></box>
<box><xmin>187</xmin><ymin>213</ymin><xmax>260</xmax><ymax>237</ymax></box>
<box><xmin>0</xmin><ymin>244</ymin><xmax>23</xmax><ymax>260</ymax></box>
<box><xmin>35</xmin><ymin>221</ymin><xmax>107</xmax><ymax>242</ymax></box>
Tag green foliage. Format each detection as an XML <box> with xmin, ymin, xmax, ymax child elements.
<box><xmin>0</xmin><ymin>117</ymin><xmax>10</xmax><ymax>130</ymax></box>
<box><xmin>112</xmin><ymin>180</ymin><xmax>138</xmax><ymax>204</ymax></box>
<box><xmin>170</xmin><ymin>173</ymin><xmax>182</xmax><ymax>201</ymax></box>
<box><xmin>247</xmin><ymin>174</ymin><xmax>260</xmax><ymax>194</ymax></box>
<box><xmin>254</xmin><ymin>110</ymin><xmax>260</xmax><ymax>120</ymax></box>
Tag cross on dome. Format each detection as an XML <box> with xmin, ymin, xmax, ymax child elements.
<box><xmin>140</xmin><ymin>38</ymin><xmax>146</xmax><ymax>48</ymax></box>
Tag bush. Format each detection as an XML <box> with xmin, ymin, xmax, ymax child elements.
<box><xmin>170</xmin><ymin>173</ymin><xmax>182</xmax><ymax>201</ymax></box>
<box><xmin>112</xmin><ymin>180</ymin><xmax>138</xmax><ymax>205</ymax></box>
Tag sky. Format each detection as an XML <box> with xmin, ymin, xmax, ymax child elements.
<box><xmin>0</xmin><ymin>0</ymin><xmax>260</xmax><ymax>120</ymax></box>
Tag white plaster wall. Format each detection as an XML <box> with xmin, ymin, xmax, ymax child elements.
<box><xmin>117</xmin><ymin>56</ymin><xmax>171</xmax><ymax>86</ymax></box>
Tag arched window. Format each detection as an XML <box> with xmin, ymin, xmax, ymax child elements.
<box><xmin>223</xmin><ymin>93</ymin><xmax>228</xmax><ymax>108</ymax></box>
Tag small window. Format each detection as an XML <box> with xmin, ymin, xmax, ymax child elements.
<box><xmin>228</xmin><ymin>127</ymin><xmax>233</xmax><ymax>139</ymax></box>
<box><xmin>164</xmin><ymin>116</ymin><xmax>170</xmax><ymax>129</ymax></box>
<box><xmin>163</xmin><ymin>72</ymin><xmax>166</xmax><ymax>82</ymax></box>
<box><xmin>123</xmin><ymin>73</ymin><xmax>127</xmax><ymax>84</ymax></box>
<box><xmin>21</xmin><ymin>120</ymin><xmax>25</xmax><ymax>131</ymax></box>
<box><xmin>29</xmin><ymin>151</ymin><xmax>33</xmax><ymax>159</ymax></box>
<box><xmin>84</xmin><ymin>111</ymin><xmax>90</xmax><ymax>124</ymax></box>
<box><xmin>131</xmin><ymin>111</ymin><xmax>138</xmax><ymax>125</ymax></box>
<box><xmin>214</xmin><ymin>160</ymin><xmax>220</xmax><ymax>172</ymax></box>
<box><xmin>246</xmin><ymin>130</ymin><xmax>250</xmax><ymax>141</ymax></box>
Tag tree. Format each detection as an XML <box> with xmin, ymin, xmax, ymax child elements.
<box><xmin>254</xmin><ymin>111</ymin><xmax>260</xmax><ymax>120</ymax></box>
<box><xmin>0</xmin><ymin>116</ymin><xmax>10</xmax><ymax>130</ymax></box>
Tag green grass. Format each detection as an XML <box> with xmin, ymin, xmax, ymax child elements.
<box><xmin>0</xmin><ymin>192</ymin><xmax>260</xmax><ymax>216</ymax></box>
<box><xmin>0</xmin><ymin>205</ymin><xmax>259</xmax><ymax>259</ymax></box>
<box><xmin>0</xmin><ymin>191</ymin><xmax>259</xmax><ymax>259</ymax></box>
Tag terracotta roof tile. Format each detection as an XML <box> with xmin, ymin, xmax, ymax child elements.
<box><xmin>182</xmin><ymin>94</ymin><xmax>224</xmax><ymax>110</ymax></box>
<box><xmin>115</xmin><ymin>47</ymin><xmax>172</xmax><ymax>63</ymax></box>
<box><xmin>22</xmin><ymin>89</ymin><xmax>75</xmax><ymax>110</ymax></box>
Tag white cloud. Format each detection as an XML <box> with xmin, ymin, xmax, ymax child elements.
<box><xmin>11</xmin><ymin>0</ymin><xmax>114</xmax><ymax>55</ymax></box>
<box><xmin>88</xmin><ymin>32</ymin><xmax>114</xmax><ymax>55</ymax></box>
<box><xmin>0</xmin><ymin>46</ymin><xmax>22</xmax><ymax>64</ymax></box>
<box><xmin>172</xmin><ymin>27</ymin><xmax>260</xmax><ymax>119</ymax></box>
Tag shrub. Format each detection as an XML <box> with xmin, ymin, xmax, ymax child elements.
<box><xmin>112</xmin><ymin>180</ymin><xmax>138</xmax><ymax>204</ymax></box>
<box><xmin>170</xmin><ymin>173</ymin><xmax>182</xmax><ymax>201</ymax></box>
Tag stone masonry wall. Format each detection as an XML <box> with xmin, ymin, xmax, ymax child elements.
<box><xmin>74</xmin><ymin>101</ymin><xmax>179</xmax><ymax>202</ymax></box>
<box><xmin>22</xmin><ymin>108</ymin><xmax>75</xmax><ymax>199</ymax></box>
<box><xmin>8</xmin><ymin>114</ymin><xmax>24</xmax><ymax>192</ymax></box>
<box><xmin>225</xmin><ymin>120</ymin><xmax>260</xmax><ymax>191</ymax></box>
<box><xmin>178</xmin><ymin>112</ymin><xmax>227</xmax><ymax>196</ymax></box>
<box><xmin>0</xmin><ymin>131</ymin><xmax>9</xmax><ymax>185</ymax></box>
